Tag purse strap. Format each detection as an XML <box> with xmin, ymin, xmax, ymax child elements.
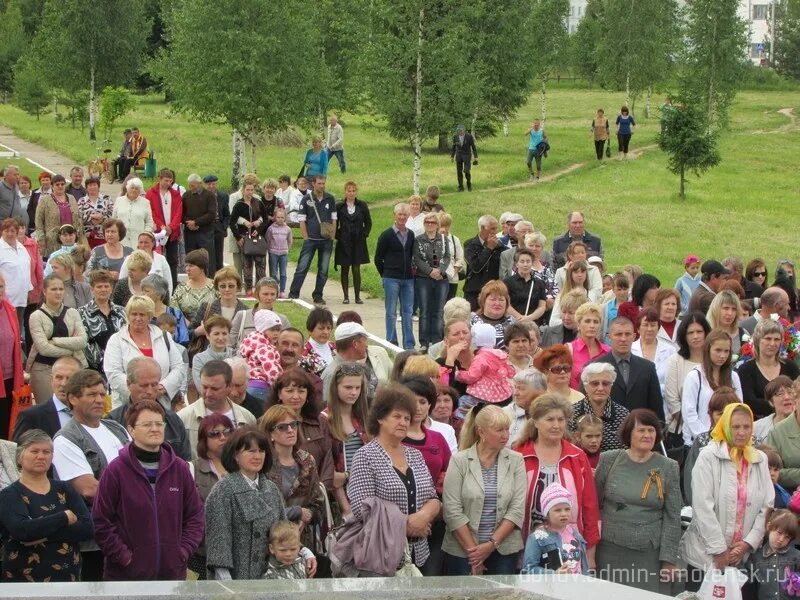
<box><xmin>310</xmin><ymin>195</ymin><xmax>327</xmax><ymax>226</ymax></box>
<box><xmin>600</xmin><ymin>449</ymin><xmax>627</xmax><ymax>506</ymax></box>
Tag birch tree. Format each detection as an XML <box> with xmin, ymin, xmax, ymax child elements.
<box><xmin>530</xmin><ymin>0</ymin><xmax>569</xmax><ymax>124</ymax></box>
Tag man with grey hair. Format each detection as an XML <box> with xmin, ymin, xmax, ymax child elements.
<box><xmin>107</xmin><ymin>356</ymin><xmax>192</xmax><ymax>460</ymax></box>
<box><xmin>499</xmin><ymin>220</ymin><xmax>534</xmax><ymax>279</ymax></box>
<box><xmin>498</xmin><ymin>214</ymin><xmax>526</xmax><ymax>249</ymax></box>
<box><xmin>224</xmin><ymin>356</ymin><xmax>264</xmax><ymax>419</ymax></box>
<box><xmin>182</xmin><ymin>173</ymin><xmax>218</xmax><ymax>274</ymax></box>
<box><xmin>463</xmin><ymin>214</ymin><xmax>502</xmax><ymax>310</ymax></box>
<box><xmin>552</xmin><ymin>211</ymin><xmax>603</xmax><ymax>269</ymax></box>
<box><xmin>741</xmin><ymin>286</ymin><xmax>790</xmax><ymax>334</ymax></box>
<box><xmin>569</xmin><ymin>361</ymin><xmax>628</xmax><ymax>451</ymax></box>
<box><xmin>0</xmin><ymin>164</ymin><xmax>25</xmax><ymax>225</ymax></box>
<box><xmin>374</xmin><ymin>202</ymin><xmax>416</xmax><ymax>349</ymax></box>
<box><xmin>326</xmin><ymin>114</ymin><xmax>345</xmax><ymax>173</ymax></box>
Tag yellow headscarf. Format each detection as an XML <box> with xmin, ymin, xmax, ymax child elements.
<box><xmin>710</xmin><ymin>403</ymin><xmax>759</xmax><ymax>472</ymax></box>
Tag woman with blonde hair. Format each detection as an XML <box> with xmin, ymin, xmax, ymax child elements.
<box><xmin>437</xmin><ymin>212</ymin><xmax>465</xmax><ymax>300</ymax></box>
<box><xmin>549</xmin><ymin>260</ymin><xmax>592</xmax><ymax>326</ymax></box>
<box><xmin>566</xmin><ymin>302</ymin><xmax>609</xmax><ymax>389</ymax></box>
<box><xmin>706</xmin><ymin>289</ymin><xmax>746</xmax><ymax>356</ymax></box>
<box><xmin>442</xmin><ymin>404</ymin><xmax>526</xmax><ymax>575</ymax></box>
<box><xmin>112</xmin><ymin>249</ymin><xmax>152</xmax><ymax>308</ymax></box>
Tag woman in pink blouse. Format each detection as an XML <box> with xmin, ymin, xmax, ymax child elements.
<box><xmin>567</xmin><ymin>303</ymin><xmax>609</xmax><ymax>389</ymax></box>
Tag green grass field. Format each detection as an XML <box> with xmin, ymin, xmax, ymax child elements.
<box><xmin>1</xmin><ymin>85</ymin><xmax>798</xmax><ymax>298</ymax></box>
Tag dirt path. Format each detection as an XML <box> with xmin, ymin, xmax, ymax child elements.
<box><xmin>753</xmin><ymin>107</ymin><xmax>798</xmax><ymax>135</ymax></box>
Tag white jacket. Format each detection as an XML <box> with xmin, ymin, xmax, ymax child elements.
<box><xmin>681</xmin><ymin>367</ymin><xmax>743</xmax><ymax>445</ymax></box>
<box><xmin>111</xmin><ymin>195</ymin><xmax>153</xmax><ymax>247</ymax></box>
<box><xmin>104</xmin><ymin>324</ymin><xmax>186</xmax><ymax>408</ymax></box>
<box><xmin>679</xmin><ymin>440</ymin><xmax>773</xmax><ymax>569</ymax></box>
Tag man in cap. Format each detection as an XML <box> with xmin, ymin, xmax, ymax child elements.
<box><xmin>182</xmin><ymin>173</ymin><xmax>218</xmax><ymax>275</ymax></box>
<box><xmin>321</xmin><ymin>322</ymin><xmax>389</xmax><ymax>405</ymax></box>
<box><xmin>450</xmin><ymin>124</ymin><xmax>478</xmax><ymax>192</ymax></box>
<box><xmin>687</xmin><ymin>260</ymin><xmax>731</xmax><ymax>315</ymax></box>
<box><xmin>204</xmin><ymin>174</ymin><xmax>230</xmax><ymax>275</ymax></box>
<box><xmin>498</xmin><ymin>213</ymin><xmax>526</xmax><ymax>249</ymax></box>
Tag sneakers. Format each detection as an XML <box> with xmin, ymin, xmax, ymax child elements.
<box><xmin>355</xmin><ymin>298</ymin><xmax>364</xmax><ymax>304</ymax></box>
<box><xmin>313</xmin><ymin>297</ymin><xmax>326</xmax><ymax>306</ymax></box>
<box><xmin>342</xmin><ymin>298</ymin><xmax>350</xmax><ymax>304</ymax></box>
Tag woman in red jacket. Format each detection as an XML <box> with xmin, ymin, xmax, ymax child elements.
<box><xmin>513</xmin><ymin>393</ymin><xmax>600</xmax><ymax>570</ymax></box>
<box><xmin>92</xmin><ymin>400</ymin><xmax>205</xmax><ymax>580</ymax></box>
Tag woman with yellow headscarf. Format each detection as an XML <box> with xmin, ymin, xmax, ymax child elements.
<box><xmin>679</xmin><ymin>402</ymin><xmax>773</xmax><ymax>593</ymax></box>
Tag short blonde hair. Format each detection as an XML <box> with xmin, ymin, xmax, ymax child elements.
<box><xmin>560</xmin><ymin>288</ymin><xmax>589</xmax><ymax>313</ymax></box>
<box><xmin>525</xmin><ymin>232</ymin><xmax>546</xmax><ymax>247</ymax></box>
<box><xmin>127</xmin><ymin>249</ymin><xmax>153</xmax><ymax>273</ymax></box>
<box><xmin>402</xmin><ymin>355</ymin><xmax>439</xmax><ymax>378</ymax></box>
<box><xmin>126</xmin><ymin>294</ymin><xmax>156</xmax><ymax>318</ymax></box>
<box><xmin>49</xmin><ymin>253</ymin><xmax>74</xmax><ymax>272</ymax></box>
<box><xmin>408</xmin><ymin>194</ymin><xmax>422</xmax><ymax>206</ymax></box>
<box><xmin>443</xmin><ymin>297</ymin><xmax>471</xmax><ymax>322</ymax></box>
<box><xmin>459</xmin><ymin>404</ymin><xmax>512</xmax><ymax>450</ymax></box>
<box><xmin>214</xmin><ymin>266</ymin><xmax>242</xmax><ymax>289</ymax></box>
<box><xmin>438</xmin><ymin>212</ymin><xmax>453</xmax><ymax>228</ymax></box>
<box><xmin>575</xmin><ymin>302</ymin><xmax>602</xmax><ymax>324</ymax></box>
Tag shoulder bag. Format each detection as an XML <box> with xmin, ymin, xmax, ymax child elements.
<box><xmin>243</xmin><ymin>200</ymin><xmax>268</xmax><ymax>256</ymax></box>
<box><xmin>310</xmin><ymin>198</ymin><xmax>336</xmax><ymax>240</ymax></box>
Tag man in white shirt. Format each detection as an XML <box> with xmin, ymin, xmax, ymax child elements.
<box><xmin>177</xmin><ymin>359</ymin><xmax>255</xmax><ymax>458</ymax></box>
<box><xmin>326</xmin><ymin>115</ymin><xmax>345</xmax><ymax>173</ymax></box>
<box><xmin>52</xmin><ymin>368</ymin><xmax>131</xmax><ymax>581</ymax></box>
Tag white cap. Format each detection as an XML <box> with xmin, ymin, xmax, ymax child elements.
<box><xmin>506</xmin><ymin>213</ymin><xmax>524</xmax><ymax>223</ymax></box>
<box><xmin>335</xmin><ymin>322</ymin><xmax>368</xmax><ymax>341</ymax></box>
<box><xmin>253</xmin><ymin>309</ymin><xmax>282</xmax><ymax>333</ymax></box>
<box><xmin>588</xmin><ymin>256</ymin><xmax>604</xmax><ymax>266</ymax></box>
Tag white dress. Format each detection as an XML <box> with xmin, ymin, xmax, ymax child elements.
<box><xmin>111</xmin><ymin>195</ymin><xmax>154</xmax><ymax>246</ymax></box>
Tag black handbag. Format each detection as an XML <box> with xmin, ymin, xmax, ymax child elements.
<box><xmin>243</xmin><ymin>231</ymin><xmax>267</xmax><ymax>256</ymax></box>
<box><xmin>605</xmin><ymin>141</ymin><xmax>611</xmax><ymax>158</ymax></box>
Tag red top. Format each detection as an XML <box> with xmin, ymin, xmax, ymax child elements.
<box><xmin>140</xmin><ymin>347</ymin><xmax>153</xmax><ymax>358</ymax></box>
<box><xmin>660</xmin><ymin>319</ymin><xmax>677</xmax><ymax>340</ymax></box>
<box><xmin>403</xmin><ymin>427</ymin><xmax>452</xmax><ymax>495</ymax></box>
<box><xmin>146</xmin><ymin>184</ymin><xmax>183</xmax><ymax>241</ymax></box>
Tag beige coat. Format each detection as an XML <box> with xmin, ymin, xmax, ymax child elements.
<box><xmin>679</xmin><ymin>440</ymin><xmax>773</xmax><ymax>569</ymax></box>
<box><xmin>442</xmin><ymin>444</ymin><xmax>527</xmax><ymax>557</ymax></box>
<box><xmin>34</xmin><ymin>193</ymin><xmax>86</xmax><ymax>257</ymax></box>
<box><xmin>26</xmin><ymin>304</ymin><xmax>88</xmax><ymax>369</ymax></box>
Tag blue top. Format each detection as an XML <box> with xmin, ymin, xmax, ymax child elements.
<box><xmin>616</xmin><ymin>114</ymin><xmax>635</xmax><ymax>135</ymax></box>
<box><xmin>304</xmin><ymin>149</ymin><xmax>329</xmax><ymax>177</ymax></box>
<box><xmin>522</xmin><ymin>525</ymin><xmax>589</xmax><ymax>575</ymax></box>
<box><xmin>528</xmin><ymin>129</ymin><xmax>544</xmax><ymax>150</ymax></box>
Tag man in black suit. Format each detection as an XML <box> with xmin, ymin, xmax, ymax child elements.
<box><xmin>12</xmin><ymin>356</ymin><xmax>82</xmax><ymax>441</ymax></box>
<box><xmin>450</xmin><ymin>124</ymin><xmax>478</xmax><ymax>191</ymax></box>
<box><xmin>462</xmin><ymin>215</ymin><xmax>502</xmax><ymax>311</ymax></box>
<box><xmin>590</xmin><ymin>317</ymin><xmax>664</xmax><ymax>421</ymax></box>
<box><xmin>204</xmin><ymin>174</ymin><xmax>230</xmax><ymax>277</ymax></box>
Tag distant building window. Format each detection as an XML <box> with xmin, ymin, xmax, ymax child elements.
<box><xmin>752</xmin><ymin>4</ymin><xmax>769</xmax><ymax>20</ymax></box>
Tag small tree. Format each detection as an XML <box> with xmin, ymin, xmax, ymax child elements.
<box><xmin>14</xmin><ymin>58</ymin><xmax>49</xmax><ymax>119</ymax></box>
<box><xmin>659</xmin><ymin>101</ymin><xmax>720</xmax><ymax>198</ymax></box>
<box><xmin>772</xmin><ymin>0</ymin><xmax>800</xmax><ymax>79</ymax></box>
<box><xmin>99</xmin><ymin>86</ymin><xmax>134</xmax><ymax>140</ymax></box>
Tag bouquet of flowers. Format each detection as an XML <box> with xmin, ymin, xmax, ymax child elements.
<box><xmin>734</xmin><ymin>314</ymin><xmax>800</xmax><ymax>368</ymax></box>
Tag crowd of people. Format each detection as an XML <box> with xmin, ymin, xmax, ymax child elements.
<box><xmin>1</xmin><ymin>152</ymin><xmax>800</xmax><ymax>599</ymax></box>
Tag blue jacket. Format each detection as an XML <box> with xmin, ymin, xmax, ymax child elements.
<box><xmin>522</xmin><ymin>525</ymin><xmax>589</xmax><ymax>575</ymax></box>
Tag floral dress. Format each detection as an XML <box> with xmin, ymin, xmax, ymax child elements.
<box><xmin>77</xmin><ymin>194</ymin><xmax>113</xmax><ymax>245</ymax></box>
<box><xmin>171</xmin><ymin>281</ymin><xmax>217</xmax><ymax>324</ymax></box>
<box><xmin>239</xmin><ymin>331</ymin><xmax>283</xmax><ymax>386</ymax></box>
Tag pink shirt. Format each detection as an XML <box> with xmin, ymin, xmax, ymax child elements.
<box><xmin>733</xmin><ymin>459</ymin><xmax>749</xmax><ymax>544</ymax></box>
<box><xmin>0</xmin><ymin>305</ymin><xmax>14</xmax><ymax>380</ymax></box>
<box><xmin>568</xmin><ymin>337</ymin><xmax>610</xmax><ymax>389</ymax></box>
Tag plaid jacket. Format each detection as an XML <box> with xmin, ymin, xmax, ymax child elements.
<box><xmin>346</xmin><ymin>439</ymin><xmax>437</xmax><ymax>566</ymax></box>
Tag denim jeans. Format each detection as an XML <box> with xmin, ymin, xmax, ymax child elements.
<box><xmin>327</xmin><ymin>148</ymin><xmax>346</xmax><ymax>173</ymax></box>
<box><xmin>444</xmin><ymin>550</ymin><xmax>519</xmax><ymax>575</ymax></box>
<box><xmin>269</xmin><ymin>253</ymin><xmax>288</xmax><ymax>293</ymax></box>
<box><xmin>289</xmin><ymin>239</ymin><xmax>333</xmax><ymax>299</ymax></box>
<box><xmin>415</xmin><ymin>277</ymin><xmax>447</xmax><ymax>347</ymax></box>
<box><xmin>383</xmin><ymin>277</ymin><xmax>415</xmax><ymax>349</ymax></box>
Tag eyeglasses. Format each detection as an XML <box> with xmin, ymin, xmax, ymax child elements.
<box><xmin>272</xmin><ymin>421</ymin><xmax>301</xmax><ymax>433</ymax></box>
<box><xmin>424</xmin><ymin>220</ymin><xmax>438</xmax><ymax>225</ymax></box>
<box><xmin>217</xmin><ymin>283</ymin><xmax>237</xmax><ymax>290</ymax></box>
<box><xmin>548</xmin><ymin>365</ymin><xmax>571</xmax><ymax>375</ymax></box>
<box><xmin>753</xmin><ymin>272</ymin><xmax>767</xmax><ymax>277</ymax></box>
<box><xmin>207</xmin><ymin>428</ymin><xmax>233</xmax><ymax>439</ymax></box>
<box><xmin>135</xmin><ymin>421</ymin><xmax>166</xmax><ymax>430</ymax></box>
<box><xmin>586</xmin><ymin>380</ymin><xmax>613</xmax><ymax>388</ymax></box>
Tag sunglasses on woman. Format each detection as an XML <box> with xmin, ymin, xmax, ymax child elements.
<box><xmin>272</xmin><ymin>421</ymin><xmax>301</xmax><ymax>433</ymax></box>
<box><xmin>207</xmin><ymin>428</ymin><xmax>233</xmax><ymax>439</ymax></box>
<box><xmin>548</xmin><ymin>365</ymin><xmax>571</xmax><ymax>374</ymax></box>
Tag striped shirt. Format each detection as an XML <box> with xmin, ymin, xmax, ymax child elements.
<box><xmin>343</xmin><ymin>430</ymin><xmax>363</xmax><ymax>472</ymax></box>
<box><xmin>478</xmin><ymin>462</ymin><xmax>498</xmax><ymax>542</ymax></box>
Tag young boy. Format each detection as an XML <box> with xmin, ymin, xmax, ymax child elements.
<box><xmin>674</xmin><ymin>254</ymin><xmax>701</xmax><ymax>314</ymax></box>
<box><xmin>763</xmin><ymin>447</ymin><xmax>791</xmax><ymax>509</ymax></box>
<box><xmin>747</xmin><ymin>509</ymin><xmax>800</xmax><ymax>600</ymax></box>
<box><xmin>44</xmin><ymin>224</ymin><xmax>78</xmax><ymax>275</ymax></box>
<box><xmin>191</xmin><ymin>315</ymin><xmax>235</xmax><ymax>390</ymax></box>
<box><xmin>522</xmin><ymin>483</ymin><xmax>588</xmax><ymax>575</ymax></box>
<box><xmin>601</xmin><ymin>273</ymin><xmax>630</xmax><ymax>342</ymax></box>
<box><xmin>262</xmin><ymin>521</ymin><xmax>308</xmax><ymax>580</ymax></box>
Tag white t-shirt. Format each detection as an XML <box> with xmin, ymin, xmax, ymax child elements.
<box><xmin>427</xmin><ymin>418</ymin><xmax>457</xmax><ymax>453</ymax></box>
<box><xmin>308</xmin><ymin>338</ymin><xmax>334</xmax><ymax>367</ymax></box>
<box><xmin>52</xmin><ymin>423</ymin><xmax>130</xmax><ymax>481</ymax></box>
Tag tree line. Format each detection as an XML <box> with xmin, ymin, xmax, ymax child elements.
<box><xmin>0</xmin><ymin>0</ymin><xmax>786</xmax><ymax>196</ymax></box>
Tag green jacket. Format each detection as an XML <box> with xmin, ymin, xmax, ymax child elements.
<box><xmin>765</xmin><ymin>414</ymin><xmax>800</xmax><ymax>489</ymax></box>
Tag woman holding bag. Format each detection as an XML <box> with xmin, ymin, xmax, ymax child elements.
<box><xmin>334</xmin><ymin>181</ymin><xmax>371</xmax><ymax>305</ymax></box>
<box><xmin>230</xmin><ymin>182</ymin><xmax>268</xmax><ymax>296</ymax></box>
<box><xmin>438</xmin><ymin>213</ymin><xmax>465</xmax><ymax>301</ymax></box>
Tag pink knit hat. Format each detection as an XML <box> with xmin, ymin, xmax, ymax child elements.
<box><xmin>540</xmin><ymin>482</ymin><xmax>573</xmax><ymax>518</ymax></box>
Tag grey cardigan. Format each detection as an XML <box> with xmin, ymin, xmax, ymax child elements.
<box><xmin>441</xmin><ymin>445</ymin><xmax>527</xmax><ymax>557</ymax></box>
<box><xmin>594</xmin><ymin>449</ymin><xmax>682</xmax><ymax>564</ymax></box>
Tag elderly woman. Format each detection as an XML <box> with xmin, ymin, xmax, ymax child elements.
<box><xmin>567</xmin><ymin>302</ymin><xmax>609</xmax><ymax>389</ymax></box>
<box><xmin>632</xmin><ymin>307</ymin><xmax>678</xmax><ymax>397</ymax></box>
<box><xmin>78</xmin><ymin>269</ymin><xmax>127</xmax><ymax>375</ymax></box>
<box><xmin>524</xmin><ymin>232</ymin><xmax>558</xmax><ymax>308</ymax></box>
<box><xmin>504</xmin><ymin>248</ymin><xmax>547</xmax><ymax>323</ymax></box>
<box><xmin>346</xmin><ymin>384</ymin><xmax>441</xmax><ymax>571</ymax></box>
<box><xmin>35</xmin><ymin>174</ymin><xmax>86</xmax><ymax>258</ymax></box>
<box><xmin>78</xmin><ymin>177</ymin><xmax>113</xmax><ymax>248</ymax></box>
<box><xmin>190</xmin><ymin>266</ymin><xmax>246</xmax><ymax>341</ymax></box>
<box><xmin>753</xmin><ymin>375</ymin><xmax>795</xmax><ymax>443</ymax></box>
<box><xmin>406</xmin><ymin>194</ymin><xmax>425</xmax><ymax>236</ymax></box>
<box><xmin>118</xmin><ymin>231</ymin><xmax>172</xmax><ymax>295</ymax></box>
<box><xmin>27</xmin><ymin>274</ymin><xmax>88</xmax><ymax>405</ymax></box>
<box><xmin>707</xmin><ymin>290</ymin><xmax>746</xmax><ymax>357</ymax></box>
<box><xmin>302</xmin><ymin>307</ymin><xmax>337</xmax><ymax>374</ymax></box>
<box><xmin>93</xmin><ymin>400</ymin><xmax>204</xmax><ymax>581</ymax></box>
<box><xmin>569</xmin><ymin>362</ymin><xmax>629</xmax><ymax>451</ymax></box>
<box><xmin>228</xmin><ymin>277</ymin><xmax>289</xmax><ymax>349</ymax></box>
<box><xmin>513</xmin><ymin>394</ymin><xmax>600</xmax><ymax>567</ymax></box>
<box><xmin>141</xmin><ymin>273</ymin><xmax>190</xmax><ymax>345</ymax></box>
<box><xmin>470</xmin><ymin>280</ymin><xmax>515</xmax><ymax>350</ymax></box>
<box><xmin>438</xmin><ymin>212</ymin><xmax>465</xmax><ymax>300</ymax></box>
<box><xmin>594</xmin><ymin>409</ymin><xmax>681</xmax><ymax>594</ymax></box>
<box><xmin>653</xmin><ymin>288</ymin><xmax>681</xmax><ymax>349</ymax></box>
<box><xmin>104</xmin><ymin>295</ymin><xmax>186</xmax><ymax>409</ymax></box>
<box><xmin>737</xmin><ymin>318</ymin><xmax>800</xmax><ymax>419</ymax></box>
<box><xmin>442</xmin><ymin>404</ymin><xmax>526</xmax><ymax>576</ymax></box>
<box><xmin>0</xmin><ymin>429</ymin><xmax>94</xmax><ymax>582</ymax></box>
<box><xmin>681</xmin><ymin>403</ymin><xmax>773</xmax><ymax>592</ymax></box>
<box><xmin>111</xmin><ymin>177</ymin><xmax>153</xmax><ymax>245</ymax></box>
<box><xmin>504</xmin><ymin>368</ymin><xmax>547</xmax><ymax>447</ymax></box>
<box><xmin>437</xmin><ymin>319</ymin><xmax>473</xmax><ymax>398</ymax></box>
<box><xmin>172</xmin><ymin>249</ymin><xmax>217</xmax><ymax>325</ymax></box>
<box><xmin>112</xmin><ymin>249</ymin><xmax>152</xmax><ymax>308</ymax></box>
<box><xmin>264</xmin><ymin>367</ymin><xmax>334</xmax><ymax>491</ymax></box>
<box><xmin>683</xmin><ymin>387</ymin><xmax>744</xmax><ymax>505</ymax></box>
<box><xmin>533</xmin><ymin>344</ymin><xmax>585</xmax><ymax>404</ymax></box>
<box><xmin>766</xmin><ymin>378</ymin><xmax>800</xmax><ymax>490</ymax></box>
<box><xmin>682</xmin><ymin>329</ymin><xmax>743</xmax><ymax>446</ymax></box>
<box><xmin>205</xmin><ymin>427</ymin><xmax>316</xmax><ymax>580</ymax></box>
<box><xmin>86</xmin><ymin>218</ymin><xmax>133</xmax><ymax>279</ymax></box>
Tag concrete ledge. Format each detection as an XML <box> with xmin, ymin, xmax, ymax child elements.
<box><xmin>0</xmin><ymin>574</ymin><xmax>674</xmax><ymax>599</ymax></box>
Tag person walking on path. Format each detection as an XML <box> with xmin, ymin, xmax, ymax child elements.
<box><xmin>590</xmin><ymin>109</ymin><xmax>610</xmax><ymax>161</ymax></box>
<box><xmin>525</xmin><ymin>119</ymin><xmax>548</xmax><ymax>180</ymax></box>
<box><xmin>615</xmin><ymin>106</ymin><xmax>636</xmax><ymax>158</ymax></box>
<box><xmin>326</xmin><ymin>115</ymin><xmax>346</xmax><ymax>174</ymax></box>
<box><xmin>450</xmin><ymin>125</ymin><xmax>478</xmax><ymax>192</ymax></box>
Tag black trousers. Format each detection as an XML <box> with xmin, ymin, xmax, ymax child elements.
<box><xmin>80</xmin><ymin>550</ymin><xmax>104</xmax><ymax>582</ymax></box>
<box><xmin>594</xmin><ymin>139</ymin><xmax>606</xmax><ymax>159</ymax></box>
<box><xmin>113</xmin><ymin>157</ymin><xmax>133</xmax><ymax>181</ymax></box>
<box><xmin>214</xmin><ymin>233</ymin><xmax>226</xmax><ymax>275</ymax></box>
<box><xmin>618</xmin><ymin>133</ymin><xmax>632</xmax><ymax>154</ymax></box>
<box><xmin>184</xmin><ymin>229</ymin><xmax>216</xmax><ymax>276</ymax></box>
<box><xmin>456</xmin><ymin>157</ymin><xmax>472</xmax><ymax>190</ymax></box>
<box><xmin>1</xmin><ymin>378</ymin><xmax>12</xmax><ymax>440</ymax></box>
<box><xmin>163</xmin><ymin>238</ymin><xmax>181</xmax><ymax>289</ymax></box>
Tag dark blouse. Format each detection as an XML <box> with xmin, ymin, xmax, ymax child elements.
<box><xmin>737</xmin><ymin>359</ymin><xmax>800</xmax><ymax>419</ymax></box>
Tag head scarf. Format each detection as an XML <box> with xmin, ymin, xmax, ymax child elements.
<box><xmin>710</xmin><ymin>402</ymin><xmax>758</xmax><ymax>471</ymax></box>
